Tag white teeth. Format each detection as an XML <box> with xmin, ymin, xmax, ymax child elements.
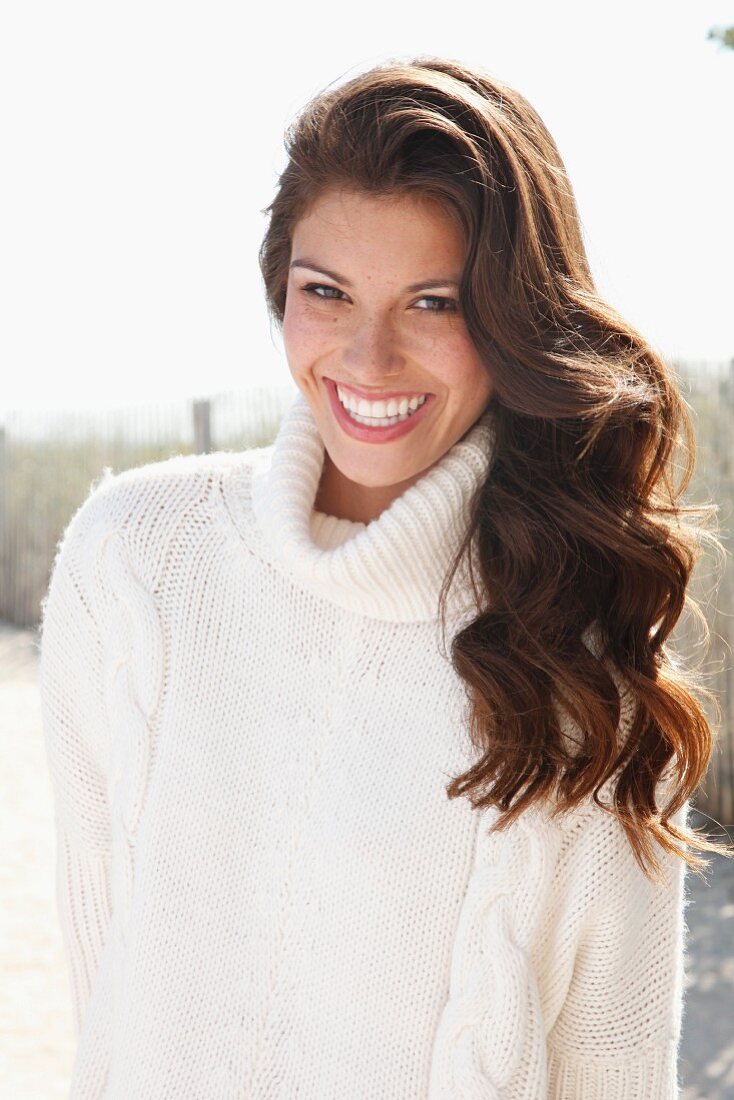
<box><xmin>336</xmin><ymin>385</ymin><xmax>427</xmax><ymax>427</ymax></box>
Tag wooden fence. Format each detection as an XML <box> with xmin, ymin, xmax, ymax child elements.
<box><xmin>1</xmin><ymin>366</ymin><xmax>733</xmax><ymax>823</ymax></box>
<box><xmin>0</xmin><ymin>384</ymin><xmax>298</xmax><ymax>627</ymax></box>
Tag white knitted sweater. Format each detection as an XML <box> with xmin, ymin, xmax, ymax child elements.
<box><xmin>39</xmin><ymin>390</ymin><xmax>689</xmax><ymax>1099</ymax></box>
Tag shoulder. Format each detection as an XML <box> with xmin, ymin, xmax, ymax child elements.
<box><xmin>53</xmin><ymin>445</ymin><xmax>271</xmax><ymax>591</ymax></box>
<box><xmin>75</xmin><ymin>446</ymin><xmax>267</xmax><ymax>521</ymax></box>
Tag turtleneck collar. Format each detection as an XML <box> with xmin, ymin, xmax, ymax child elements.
<box><xmin>249</xmin><ymin>390</ymin><xmax>496</xmax><ymax>623</ymax></box>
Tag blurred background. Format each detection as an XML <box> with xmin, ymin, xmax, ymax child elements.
<box><xmin>1</xmin><ymin>1</ymin><xmax>733</xmax><ymax>1096</ymax></box>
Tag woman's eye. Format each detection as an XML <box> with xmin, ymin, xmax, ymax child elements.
<box><xmin>300</xmin><ymin>283</ymin><xmax>457</xmax><ymax>313</ymax></box>
<box><xmin>414</xmin><ymin>295</ymin><xmax>458</xmax><ymax>313</ymax></box>
<box><xmin>302</xmin><ymin>283</ymin><xmax>346</xmax><ymax>301</ymax></box>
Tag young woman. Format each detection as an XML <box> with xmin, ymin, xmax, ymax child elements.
<box><xmin>39</xmin><ymin>56</ymin><xmax>732</xmax><ymax>1098</ymax></box>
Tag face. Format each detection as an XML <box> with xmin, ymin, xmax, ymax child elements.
<box><xmin>281</xmin><ymin>187</ymin><xmax>493</xmax><ymax>524</ymax></box>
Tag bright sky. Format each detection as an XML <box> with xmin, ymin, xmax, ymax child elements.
<box><xmin>1</xmin><ymin>1</ymin><xmax>732</xmax><ymax>421</ymax></box>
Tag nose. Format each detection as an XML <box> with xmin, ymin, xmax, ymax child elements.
<box><xmin>342</xmin><ymin>314</ymin><xmax>406</xmax><ymax>384</ymax></box>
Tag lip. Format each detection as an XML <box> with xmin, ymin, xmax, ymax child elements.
<box><xmin>327</xmin><ymin>378</ymin><xmax>432</xmax><ymax>402</ymax></box>
<box><xmin>324</xmin><ymin>377</ymin><xmax>433</xmax><ymax>442</ymax></box>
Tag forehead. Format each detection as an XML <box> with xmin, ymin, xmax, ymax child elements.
<box><xmin>291</xmin><ymin>187</ymin><xmax>465</xmax><ymax>259</ymax></box>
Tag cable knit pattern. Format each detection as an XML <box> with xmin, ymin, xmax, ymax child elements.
<box><xmin>429</xmin><ymin>804</ymin><xmax>565</xmax><ymax>1098</ymax></box>
<box><xmin>38</xmin><ymin>391</ymin><xmax>689</xmax><ymax>1098</ymax></box>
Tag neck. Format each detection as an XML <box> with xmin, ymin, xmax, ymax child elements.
<box><xmin>244</xmin><ymin>389</ymin><xmax>498</xmax><ymax>622</ymax></box>
<box><xmin>314</xmin><ymin>450</ymin><xmax>425</xmax><ymax>525</ymax></box>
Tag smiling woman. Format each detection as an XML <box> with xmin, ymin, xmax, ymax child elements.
<box><xmin>282</xmin><ymin>188</ymin><xmax>493</xmax><ymax>522</ymax></box>
<box><xmin>39</xmin><ymin>53</ymin><xmax>732</xmax><ymax>1100</ymax></box>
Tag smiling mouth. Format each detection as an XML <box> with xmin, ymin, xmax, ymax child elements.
<box><xmin>334</xmin><ymin>383</ymin><xmax>428</xmax><ymax>425</ymax></box>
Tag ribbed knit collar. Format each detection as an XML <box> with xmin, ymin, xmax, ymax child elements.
<box><xmin>249</xmin><ymin>390</ymin><xmax>496</xmax><ymax>623</ymax></box>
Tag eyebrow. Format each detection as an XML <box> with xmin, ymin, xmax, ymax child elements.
<box><xmin>289</xmin><ymin>259</ymin><xmax>460</xmax><ymax>293</ymax></box>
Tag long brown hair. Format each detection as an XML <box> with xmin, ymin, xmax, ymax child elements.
<box><xmin>258</xmin><ymin>55</ymin><xmax>734</xmax><ymax>885</ymax></box>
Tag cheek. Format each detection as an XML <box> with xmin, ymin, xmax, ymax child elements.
<box><xmin>281</xmin><ymin>297</ymin><xmax>306</xmax><ymax>349</ymax></box>
<box><xmin>282</xmin><ymin>300</ymin><xmax>336</xmax><ymax>364</ymax></box>
<box><xmin>423</xmin><ymin>328</ymin><xmax>488</xmax><ymax>390</ymax></box>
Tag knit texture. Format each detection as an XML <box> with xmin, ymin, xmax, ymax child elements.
<box><xmin>39</xmin><ymin>390</ymin><xmax>690</xmax><ymax>1098</ymax></box>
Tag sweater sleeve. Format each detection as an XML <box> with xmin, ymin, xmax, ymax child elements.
<box><xmin>39</xmin><ymin>483</ymin><xmax>116</xmax><ymax>1038</ymax></box>
<box><xmin>544</xmin><ymin>790</ymin><xmax>689</xmax><ymax>1098</ymax></box>
<box><xmin>427</xmin><ymin>779</ymin><xmax>689</xmax><ymax>1100</ymax></box>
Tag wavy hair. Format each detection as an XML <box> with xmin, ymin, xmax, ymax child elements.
<box><xmin>258</xmin><ymin>55</ymin><xmax>734</xmax><ymax>885</ymax></box>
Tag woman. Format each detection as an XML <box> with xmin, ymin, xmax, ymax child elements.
<box><xmin>39</xmin><ymin>56</ymin><xmax>732</xmax><ymax>1098</ymax></box>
